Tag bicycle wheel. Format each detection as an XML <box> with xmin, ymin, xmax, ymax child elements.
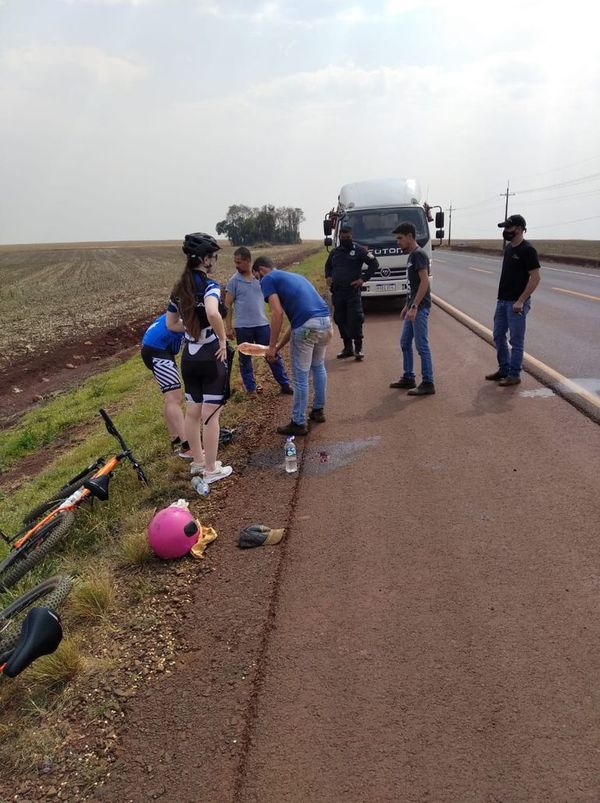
<box><xmin>0</xmin><ymin>574</ymin><xmax>73</xmax><ymax>654</ymax></box>
<box><xmin>0</xmin><ymin>510</ymin><xmax>75</xmax><ymax>591</ymax></box>
<box><xmin>22</xmin><ymin>466</ymin><xmax>101</xmax><ymax>525</ymax></box>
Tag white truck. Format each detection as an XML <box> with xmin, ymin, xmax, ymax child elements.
<box><xmin>323</xmin><ymin>178</ymin><xmax>444</xmax><ymax>299</ymax></box>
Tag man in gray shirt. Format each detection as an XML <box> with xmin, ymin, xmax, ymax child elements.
<box><xmin>224</xmin><ymin>247</ymin><xmax>292</xmax><ymax>395</ymax></box>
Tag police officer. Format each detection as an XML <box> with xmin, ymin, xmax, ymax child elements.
<box><xmin>324</xmin><ymin>225</ymin><xmax>379</xmax><ymax>360</ymax></box>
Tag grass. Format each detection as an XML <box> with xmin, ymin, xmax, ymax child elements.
<box><xmin>68</xmin><ymin>573</ymin><xmax>114</xmax><ymax>622</ymax></box>
<box><xmin>0</xmin><ymin>247</ymin><xmax>328</xmax><ymax>788</ymax></box>
<box><xmin>26</xmin><ymin>638</ymin><xmax>84</xmax><ymax>688</ymax></box>
<box><xmin>118</xmin><ymin>530</ymin><xmax>154</xmax><ymax>567</ymax></box>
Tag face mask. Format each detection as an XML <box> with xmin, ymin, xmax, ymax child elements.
<box><xmin>340</xmin><ymin>238</ymin><xmax>352</xmax><ymax>249</ymax></box>
<box><xmin>502</xmin><ymin>229</ymin><xmax>517</xmax><ymax>242</ymax></box>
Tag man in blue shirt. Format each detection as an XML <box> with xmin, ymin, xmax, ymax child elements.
<box><xmin>252</xmin><ymin>257</ymin><xmax>332</xmax><ymax>436</ymax></box>
<box><xmin>224</xmin><ymin>246</ymin><xmax>292</xmax><ymax>395</ymax></box>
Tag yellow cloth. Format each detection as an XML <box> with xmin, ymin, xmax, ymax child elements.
<box><xmin>190</xmin><ymin>524</ymin><xmax>218</xmax><ymax>559</ymax></box>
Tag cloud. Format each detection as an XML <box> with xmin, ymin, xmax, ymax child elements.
<box><xmin>63</xmin><ymin>0</ymin><xmax>152</xmax><ymax>5</ymax></box>
<box><xmin>1</xmin><ymin>45</ymin><xmax>148</xmax><ymax>86</ymax></box>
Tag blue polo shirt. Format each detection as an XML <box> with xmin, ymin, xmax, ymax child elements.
<box><xmin>260</xmin><ymin>270</ymin><xmax>329</xmax><ymax>329</ymax></box>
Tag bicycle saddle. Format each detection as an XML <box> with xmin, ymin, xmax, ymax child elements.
<box><xmin>3</xmin><ymin>607</ymin><xmax>63</xmax><ymax>678</ymax></box>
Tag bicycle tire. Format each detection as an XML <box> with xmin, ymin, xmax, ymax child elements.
<box><xmin>0</xmin><ymin>574</ymin><xmax>73</xmax><ymax>654</ymax></box>
<box><xmin>22</xmin><ymin>468</ymin><xmax>100</xmax><ymax>525</ymax></box>
<box><xmin>0</xmin><ymin>510</ymin><xmax>75</xmax><ymax>591</ymax></box>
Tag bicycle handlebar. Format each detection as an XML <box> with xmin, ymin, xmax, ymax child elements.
<box><xmin>99</xmin><ymin>409</ymin><xmax>149</xmax><ymax>484</ymax></box>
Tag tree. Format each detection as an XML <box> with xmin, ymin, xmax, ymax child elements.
<box><xmin>216</xmin><ymin>204</ymin><xmax>304</xmax><ymax>246</ymax></box>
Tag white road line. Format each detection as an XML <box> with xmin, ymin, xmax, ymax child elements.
<box><xmin>432</xmin><ymin>293</ymin><xmax>600</xmax><ymax>412</ymax></box>
<box><xmin>552</xmin><ymin>287</ymin><xmax>600</xmax><ymax>302</ymax></box>
<box><xmin>444</xmin><ymin>252</ymin><xmax>600</xmax><ymax>279</ymax></box>
<box><xmin>469</xmin><ymin>267</ymin><xmax>493</xmax><ymax>274</ymax></box>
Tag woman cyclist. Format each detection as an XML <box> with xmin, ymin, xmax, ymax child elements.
<box><xmin>166</xmin><ymin>233</ymin><xmax>233</xmax><ymax>485</ymax></box>
<box><xmin>141</xmin><ymin>312</ymin><xmax>192</xmax><ymax>459</ymax></box>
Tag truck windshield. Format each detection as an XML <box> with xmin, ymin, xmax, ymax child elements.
<box><xmin>341</xmin><ymin>207</ymin><xmax>429</xmax><ymax>244</ymax></box>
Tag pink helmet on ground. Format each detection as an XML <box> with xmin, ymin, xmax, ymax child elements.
<box><xmin>147</xmin><ymin>505</ymin><xmax>200</xmax><ymax>559</ymax></box>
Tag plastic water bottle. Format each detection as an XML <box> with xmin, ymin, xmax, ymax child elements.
<box><xmin>191</xmin><ymin>476</ymin><xmax>210</xmax><ymax>496</ymax></box>
<box><xmin>284</xmin><ymin>436</ymin><xmax>298</xmax><ymax>473</ymax></box>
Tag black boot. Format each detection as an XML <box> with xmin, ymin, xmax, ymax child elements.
<box><xmin>337</xmin><ymin>339</ymin><xmax>354</xmax><ymax>359</ymax></box>
<box><xmin>354</xmin><ymin>339</ymin><xmax>364</xmax><ymax>361</ymax></box>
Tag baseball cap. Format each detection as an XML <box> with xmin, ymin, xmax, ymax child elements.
<box><xmin>498</xmin><ymin>214</ymin><xmax>526</xmax><ymax>229</ymax></box>
<box><xmin>238</xmin><ymin>524</ymin><xmax>285</xmax><ymax>549</ymax></box>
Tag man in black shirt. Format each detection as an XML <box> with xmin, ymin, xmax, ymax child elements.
<box><xmin>324</xmin><ymin>225</ymin><xmax>378</xmax><ymax>360</ymax></box>
<box><xmin>485</xmin><ymin>214</ymin><xmax>541</xmax><ymax>386</ymax></box>
<box><xmin>389</xmin><ymin>221</ymin><xmax>435</xmax><ymax>395</ymax></box>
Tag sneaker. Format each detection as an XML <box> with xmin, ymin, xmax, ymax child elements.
<box><xmin>276</xmin><ymin>420</ymin><xmax>308</xmax><ymax>436</ymax></box>
<box><xmin>309</xmin><ymin>408</ymin><xmax>326</xmax><ymax>423</ymax></box>
<box><xmin>389</xmin><ymin>376</ymin><xmax>416</xmax><ymax>389</ymax></box>
<box><xmin>280</xmin><ymin>385</ymin><xmax>294</xmax><ymax>395</ymax></box>
<box><xmin>203</xmin><ymin>465</ymin><xmax>233</xmax><ymax>484</ymax></box>
<box><xmin>337</xmin><ymin>349</ymin><xmax>354</xmax><ymax>359</ymax></box>
<box><xmin>190</xmin><ymin>460</ymin><xmax>222</xmax><ymax>476</ymax></box>
<box><xmin>354</xmin><ymin>350</ymin><xmax>364</xmax><ymax>361</ymax></box>
<box><xmin>407</xmin><ymin>381</ymin><xmax>436</xmax><ymax>396</ymax></box>
<box><xmin>177</xmin><ymin>449</ymin><xmax>194</xmax><ymax>461</ymax></box>
<box><xmin>485</xmin><ymin>370</ymin><xmax>508</xmax><ymax>381</ymax></box>
<box><xmin>498</xmin><ymin>376</ymin><xmax>521</xmax><ymax>386</ymax></box>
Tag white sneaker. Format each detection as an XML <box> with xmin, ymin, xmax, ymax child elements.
<box><xmin>203</xmin><ymin>465</ymin><xmax>233</xmax><ymax>484</ymax></box>
<box><xmin>190</xmin><ymin>460</ymin><xmax>222</xmax><ymax>476</ymax></box>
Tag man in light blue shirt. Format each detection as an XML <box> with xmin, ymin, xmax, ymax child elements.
<box><xmin>224</xmin><ymin>246</ymin><xmax>292</xmax><ymax>395</ymax></box>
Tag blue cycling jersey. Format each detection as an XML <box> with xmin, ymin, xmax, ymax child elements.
<box><xmin>142</xmin><ymin>313</ymin><xmax>184</xmax><ymax>354</ymax></box>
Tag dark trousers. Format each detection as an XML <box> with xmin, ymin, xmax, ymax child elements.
<box><xmin>331</xmin><ymin>289</ymin><xmax>364</xmax><ymax>346</ymax></box>
<box><xmin>235</xmin><ymin>324</ymin><xmax>290</xmax><ymax>391</ymax></box>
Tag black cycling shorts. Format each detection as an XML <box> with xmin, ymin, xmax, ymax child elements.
<box><xmin>181</xmin><ymin>340</ymin><xmax>232</xmax><ymax>404</ymax></box>
<box><xmin>141</xmin><ymin>345</ymin><xmax>181</xmax><ymax>393</ymax></box>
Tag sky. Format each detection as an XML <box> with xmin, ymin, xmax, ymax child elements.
<box><xmin>1</xmin><ymin>0</ymin><xmax>600</xmax><ymax>244</ymax></box>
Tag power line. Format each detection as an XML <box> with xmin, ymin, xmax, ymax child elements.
<box><xmin>518</xmin><ymin>153</ymin><xmax>600</xmax><ymax>180</ymax></box>
<box><xmin>451</xmin><ymin>195</ymin><xmax>499</xmax><ymax>212</ymax></box>
<box><xmin>513</xmin><ymin>171</ymin><xmax>600</xmax><ymax>195</ymax></box>
<box><xmin>530</xmin><ymin>214</ymin><xmax>600</xmax><ymax>231</ymax></box>
<box><xmin>514</xmin><ymin>187</ymin><xmax>600</xmax><ymax>207</ymax></box>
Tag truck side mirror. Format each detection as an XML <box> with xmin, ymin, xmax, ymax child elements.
<box><xmin>323</xmin><ymin>219</ymin><xmax>333</xmax><ymax>236</ymax></box>
<box><xmin>436</xmin><ymin>229</ymin><xmax>445</xmax><ymax>240</ymax></box>
<box><xmin>435</xmin><ymin>212</ymin><xmax>445</xmax><ymax>228</ymax></box>
<box><xmin>324</xmin><ymin>236</ymin><xmax>333</xmax><ymax>248</ymax></box>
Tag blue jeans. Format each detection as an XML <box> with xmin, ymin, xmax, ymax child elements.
<box><xmin>235</xmin><ymin>324</ymin><xmax>290</xmax><ymax>391</ymax></box>
<box><xmin>492</xmin><ymin>299</ymin><xmax>530</xmax><ymax>378</ymax></box>
<box><xmin>289</xmin><ymin>316</ymin><xmax>332</xmax><ymax>425</ymax></box>
<box><xmin>400</xmin><ymin>307</ymin><xmax>433</xmax><ymax>383</ymax></box>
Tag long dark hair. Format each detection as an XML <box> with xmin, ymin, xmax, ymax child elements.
<box><xmin>171</xmin><ymin>256</ymin><xmax>204</xmax><ymax>341</ymax></box>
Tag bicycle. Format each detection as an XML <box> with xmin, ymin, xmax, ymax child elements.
<box><xmin>0</xmin><ymin>574</ymin><xmax>73</xmax><ymax>678</ymax></box>
<box><xmin>0</xmin><ymin>409</ymin><xmax>149</xmax><ymax>591</ymax></box>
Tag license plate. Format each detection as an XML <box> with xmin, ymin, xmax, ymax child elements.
<box><xmin>375</xmin><ymin>283</ymin><xmax>396</xmax><ymax>292</ymax></box>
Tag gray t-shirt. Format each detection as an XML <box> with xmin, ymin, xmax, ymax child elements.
<box><xmin>226</xmin><ymin>272</ymin><xmax>269</xmax><ymax>327</ymax></box>
<box><xmin>406</xmin><ymin>247</ymin><xmax>431</xmax><ymax>309</ymax></box>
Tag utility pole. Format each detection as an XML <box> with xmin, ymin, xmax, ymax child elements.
<box><xmin>500</xmin><ymin>180</ymin><xmax>515</xmax><ymax>222</ymax></box>
<box><xmin>447</xmin><ymin>203</ymin><xmax>453</xmax><ymax>246</ymax></box>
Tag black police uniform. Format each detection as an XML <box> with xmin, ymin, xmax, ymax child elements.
<box><xmin>324</xmin><ymin>242</ymin><xmax>379</xmax><ymax>357</ymax></box>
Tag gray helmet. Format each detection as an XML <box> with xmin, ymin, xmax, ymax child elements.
<box><xmin>182</xmin><ymin>232</ymin><xmax>221</xmax><ymax>258</ymax></box>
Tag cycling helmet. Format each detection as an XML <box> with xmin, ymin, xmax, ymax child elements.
<box><xmin>147</xmin><ymin>505</ymin><xmax>200</xmax><ymax>559</ymax></box>
<box><xmin>182</xmin><ymin>232</ymin><xmax>221</xmax><ymax>258</ymax></box>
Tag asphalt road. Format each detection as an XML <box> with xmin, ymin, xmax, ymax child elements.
<box><xmin>237</xmin><ymin>310</ymin><xmax>600</xmax><ymax>803</ymax></box>
<box><xmin>91</xmin><ymin>304</ymin><xmax>600</xmax><ymax>803</ymax></box>
<box><xmin>431</xmin><ymin>251</ymin><xmax>600</xmax><ymax>392</ymax></box>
